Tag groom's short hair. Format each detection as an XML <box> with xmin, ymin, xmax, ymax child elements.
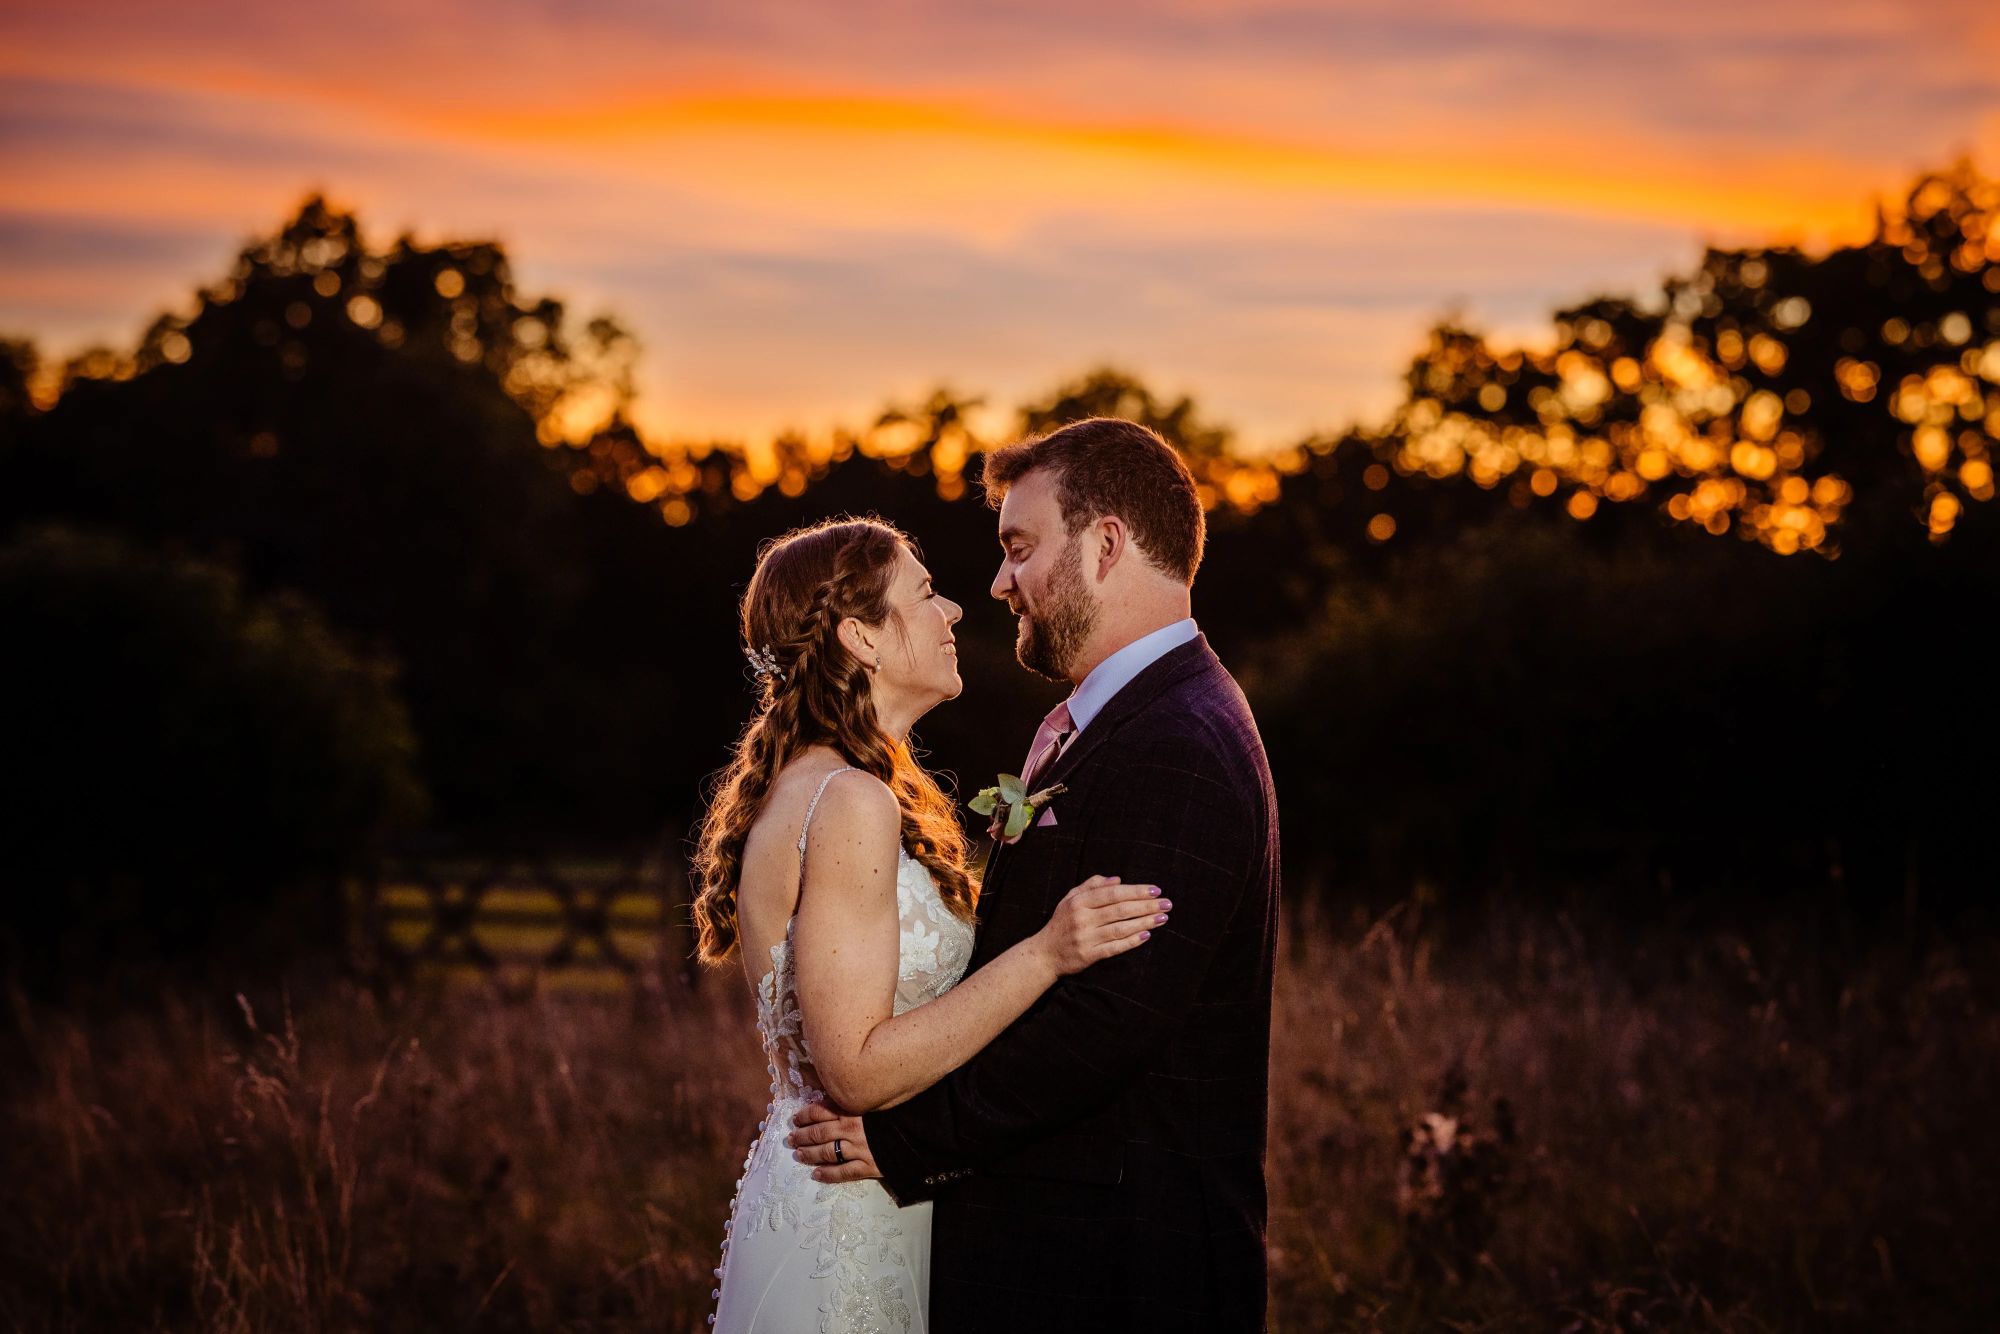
<box><xmin>980</xmin><ymin>417</ymin><xmax>1205</xmax><ymax>584</ymax></box>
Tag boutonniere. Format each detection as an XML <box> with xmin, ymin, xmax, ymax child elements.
<box><xmin>967</xmin><ymin>774</ymin><xmax>1067</xmax><ymax>844</ymax></box>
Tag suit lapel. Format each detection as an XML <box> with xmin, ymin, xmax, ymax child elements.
<box><xmin>1035</xmin><ymin>633</ymin><xmax>1216</xmax><ymax>794</ymax></box>
<box><xmin>979</xmin><ymin>633</ymin><xmax>1219</xmax><ymax>901</ymax></box>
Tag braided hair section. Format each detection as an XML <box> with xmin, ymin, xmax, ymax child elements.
<box><xmin>691</xmin><ymin>517</ymin><xmax>974</xmax><ymax>964</ymax></box>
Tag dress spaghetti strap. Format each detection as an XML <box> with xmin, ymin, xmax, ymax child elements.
<box><xmin>796</xmin><ymin>765</ymin><xmax>860</xmax><ymax>872</ymax></box>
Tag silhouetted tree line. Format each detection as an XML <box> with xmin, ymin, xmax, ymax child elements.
<box><xmin>3</xmin><ymin>163</ymin><xmax>1997</xmax><ymax>977</ymax></box>
<box><xmin>0</xmin><ymin>524</ymin><xmax>426</xmax><ymax>989</ymax></box>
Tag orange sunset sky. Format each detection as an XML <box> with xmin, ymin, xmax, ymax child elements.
<box><xmin>3</xmin><ymin>0</ymin><xmax>1998</xmax><ymax>450</ymax></box>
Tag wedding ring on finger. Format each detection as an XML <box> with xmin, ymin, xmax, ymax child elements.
<box><xmin>833</xmin><ymin>1138</ymin><xmax>846</xmax><ymax>1165</ymax></box>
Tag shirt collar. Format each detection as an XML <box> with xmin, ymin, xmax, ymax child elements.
<box><xmin>1065</xmin><ymin>617</ymin><xmax>1199</xmax><ymax>734</ymax></box>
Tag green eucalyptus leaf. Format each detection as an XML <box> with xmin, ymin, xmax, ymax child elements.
<box><xmin>998</xmin><ymin>773</ymin><xmax>1027</xmax><ymax>805</ymax></box>
<box><xmin>1003</xmin><ymin>801</ymin><xmax>1033</xmax><ymax>838</ymax></box>
<box><xmin>967</xmin><ymin>787</ymin><xmax>999</xmax><ymax>816</ymax></box>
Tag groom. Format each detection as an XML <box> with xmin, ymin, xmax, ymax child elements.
<box><xmin>790</xmin><ymin>417</ymin><xmax>1281</xmax><ymax>1331</ymax></box>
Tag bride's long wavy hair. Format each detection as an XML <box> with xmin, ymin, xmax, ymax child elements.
<box><xmin>690</xmin><ymin>517</ymin><xmax>977</xmax><ymax>964</ymax></box>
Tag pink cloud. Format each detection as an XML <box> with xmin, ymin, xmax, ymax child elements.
<box><xmin>2</xmin><ymin>0</ymin><xmax>1994</xmax><ymax>445</ymax></box>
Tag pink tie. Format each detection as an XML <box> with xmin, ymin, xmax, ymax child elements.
<box><xmin>1020</xmin><ymin>699</ymin><xmax>1074</xmax><ymax>791</ymax></box>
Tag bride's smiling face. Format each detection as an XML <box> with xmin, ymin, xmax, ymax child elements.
<box><xmin>867</xmin><ymin>545</ymin><xmax>963</xmax><ymax>706</ymax></box>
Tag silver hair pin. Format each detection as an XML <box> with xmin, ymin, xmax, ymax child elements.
<box><xmin>744</xmin><ymin>643</ymin><xmax>784</xmax><ymax>684</ymax></box>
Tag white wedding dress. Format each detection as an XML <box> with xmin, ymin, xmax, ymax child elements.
<box><xmin>710</xmin><ymin>767</ymin><xmax>975</xmax><ymax>1333</ymax></box>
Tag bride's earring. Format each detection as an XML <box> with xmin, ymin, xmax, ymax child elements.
<box><xmin>872</xmin><ymin>654</ymin><xmax>882</xmax><ymax>672</ymax></box>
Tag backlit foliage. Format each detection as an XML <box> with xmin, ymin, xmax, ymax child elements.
<box><xmin>35</xmin><ymin>165</ymin><xmax>2000</xmax><ymax>553</ymax></box>
<box><xmin>580</xmin><ymin>162</ymin><xmax>1999</xmax><ymax>553</ymax></box>
<box><xmin>1367</xmin><ymin>160</ymin><xmax>2000</xmax><ymax>555</ymax></box>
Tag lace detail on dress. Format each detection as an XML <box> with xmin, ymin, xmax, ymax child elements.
<box><xmin>801</xmin><ymin>1178</ymin><xmax>914</xmax><ymax>1333</ymax></box>
<box><xmin>894</xmin><ymin>849</ymin><xmax>973</xmax><ymax>1014</ymax></box>
<box><xmin>759</xmin><ymin>920</ymin><xmax>818</xmax><ymax>1106</ymax></box>
<box><xmin>734</xmin><ymin>850</ymin><xmax>973</xmax><ymax>1230</ymax></box>
<box><xmin>710</xmin><ymin>769</ymin><xmax>974</xmax><ymax>1333</ymax></box>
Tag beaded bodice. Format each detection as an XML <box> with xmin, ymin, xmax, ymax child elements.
<box><xmin>754</xmin><ymin>768</ymin><xmax>975</xmax><ymax>1108</ymax></box>
<box><xmin>711</xmin><ymin>767</ymin><xmax>976</xmax><ymax>1332</ymax></box>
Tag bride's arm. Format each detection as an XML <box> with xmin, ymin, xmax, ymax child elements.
<box><xmin>792</xmin><ymin>771</ymin><xmax>1163</xmax><ymax>1113</ymax></box>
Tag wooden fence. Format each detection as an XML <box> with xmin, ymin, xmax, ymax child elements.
<box><xmin>343</xmin><ymin>835</ymin><xmax>702</xmax><ymax>1000</ymax></box>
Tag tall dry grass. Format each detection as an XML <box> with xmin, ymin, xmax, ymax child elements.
<box><xmin>1</xmin><ymin>970</ymin><xmax>764</xmax><ymax>1332</ymax></box>
<box><xmin>3</xmin><ymin>902</ymin><xmax>1994</xmax><ymax>1332</ymax></box>
<box><xmin>1267</xmin><ymin>900</ymin><xmax>1998</xmax><ymax>1330</ymax></box>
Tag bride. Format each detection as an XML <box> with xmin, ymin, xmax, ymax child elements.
<box><xmin>691</xmin><ymin>517</ymin><xmax>1167</xmax><ymax>1333</ymax></box>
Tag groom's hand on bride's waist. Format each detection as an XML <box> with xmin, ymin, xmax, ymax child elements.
<box><xmin>789</xmin><ymin>1104</ymin><xmax>882</xmax><ymax>1183</ymax></box>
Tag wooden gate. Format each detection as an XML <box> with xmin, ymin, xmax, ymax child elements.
<box><xmin>345</xmin><ymin>833</ymin><xmax>701</xmax><ymax>1000</ymax></box>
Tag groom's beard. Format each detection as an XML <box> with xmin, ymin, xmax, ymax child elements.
<box><xmin>1015</xmin><ymin>538</ymin><xmax>1098</xmax><ymax>682</ymax></box>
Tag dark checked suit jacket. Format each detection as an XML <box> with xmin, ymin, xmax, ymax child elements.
<box><xmin>863</xmin><ymin>632</ymin><xmax>1281</xmax><ymax>1333</ymax></box>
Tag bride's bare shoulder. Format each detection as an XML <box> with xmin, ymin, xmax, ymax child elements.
<box><xmin>744</xmin><ymin>749</ymin><xmax>885</xmax><ymax>857</ymax></box>
<box><xmin>797</xmin><ymin>765</ymin><xmax>898</xmax><ymax>845</ymax></box>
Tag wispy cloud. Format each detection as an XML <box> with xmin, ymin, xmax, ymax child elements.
<box><xmin>2</xmin><ymin>0</ymin><xmax>1995</xmax><ymax>445</ymax></box>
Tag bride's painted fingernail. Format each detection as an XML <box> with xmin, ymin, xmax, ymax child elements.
<box><xmin>1152</xmin><ymin>912</ymin><xmax>1166</xmax><ymax>923</ymax></box>
<box><xmin>1149</xmin><ymin>886</ymin><xmax>1162</xmax><ymax>896</ymax></box>
<box><xmin>1139</xmin><ymin>930</ymin><xmax>1152</xmax><ymax>941</ymax></box>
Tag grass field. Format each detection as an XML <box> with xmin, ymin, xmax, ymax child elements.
<box><xmin>3</xmin><ymin>898</ymin><xmax>1994</xmax><ymax>1331</ymax></box>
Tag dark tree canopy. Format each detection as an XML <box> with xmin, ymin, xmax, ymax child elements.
<box><xmin>3</xmin><ymin>164</ymin><xmax>1996</xmax><ymax>932</ymax></box>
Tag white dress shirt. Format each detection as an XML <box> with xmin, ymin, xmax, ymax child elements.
<box><xmin>1064</xmin><ymin>617</ymin><xmax>1199</xmax><ymax>738</ymax></box>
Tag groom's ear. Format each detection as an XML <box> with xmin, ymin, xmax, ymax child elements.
<box><xmin>1090</xmin><ymin>514</ymin><xmax>1128</xmax><ymax>583</ymax></box>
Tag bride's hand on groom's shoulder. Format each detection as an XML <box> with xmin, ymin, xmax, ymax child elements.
<box><xmin>789</xmin><ymin>1104</ymin><xmax>881</xmax><ymax>1182</ymax></box>
<box><xmin>1035</xmin><ymin>875</ymin><xmax>1168</xmax><ymax>978</ymax></box>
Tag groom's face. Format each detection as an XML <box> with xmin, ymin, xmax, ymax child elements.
<box><xmin>992</xmin><ymin>467</ymin><xmax>1099</xmax><ymax>683</ymax></box>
